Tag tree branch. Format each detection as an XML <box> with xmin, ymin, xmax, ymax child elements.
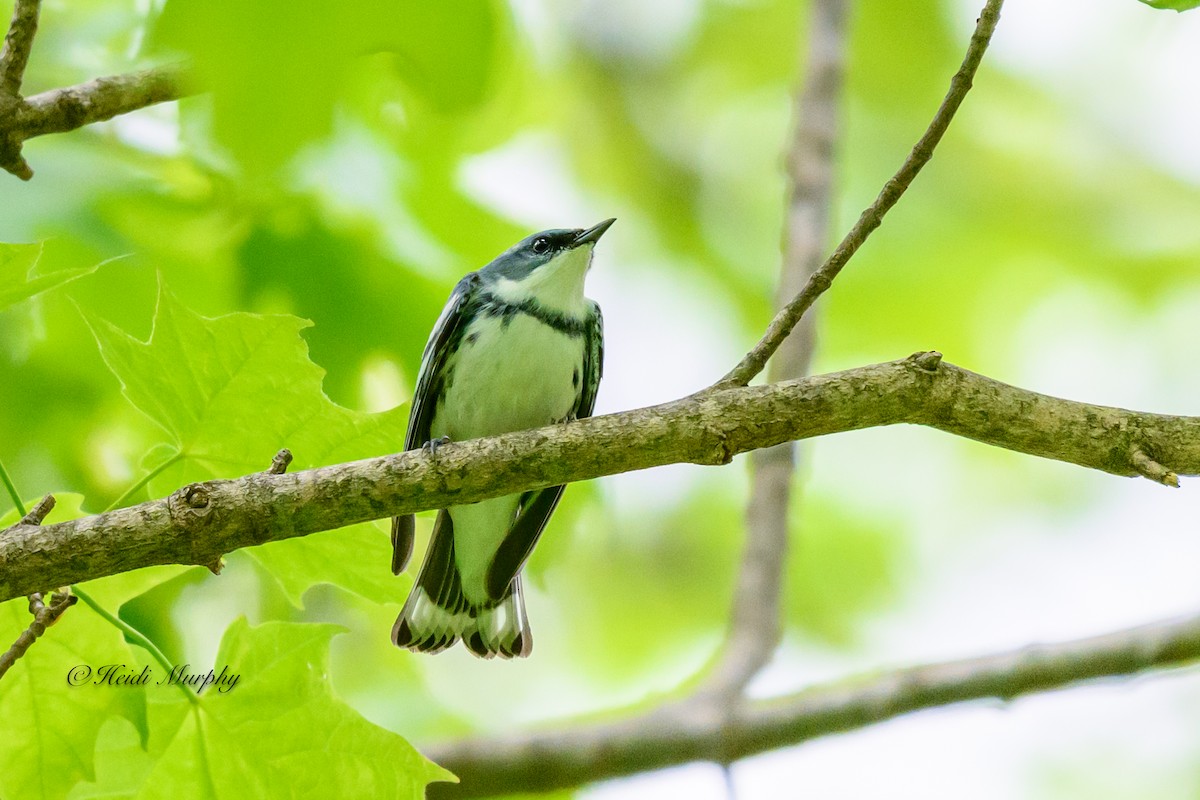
<box><xmin>426</xmin><ymin>611</ymin><xmax>1200</xmax><ymax>797</ymax></box>
<box><xmin>704</xmin><ymin>0</ymin><xmax>850</xmax><ymax>700</ymax></box>
<box><xmin>15</xmin><ymin>65</ymin><xmax>190</xmax><ymax>140</ymax></box>
<box><xmin>1</xmin><ymin>353</ymin><xmax>1197</xmax><ymax>604</ymax></box>
<box><xmin>718</xmin><ymin>0</ymin><xmax>1005</xmax><ymax>388</ymax></box>
<box><xmin>0</xmin><ymin>0</ymin><xmax>190</xmax><ymax>181</ymax></box>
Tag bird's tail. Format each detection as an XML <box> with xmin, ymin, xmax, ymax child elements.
<box><xmin>391</xmin><ymin>510</ymin><xmax>533</xmax><ymax>659</ymax></box>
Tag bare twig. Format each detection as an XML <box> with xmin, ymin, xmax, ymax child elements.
<box><xmin>0</xmin><ymin>0</ymin><xmax>39</xmax><ymax>96</ymax></box>
<box><xmin>19</xmin><ymin>492</ymin><xmax>54</xmax><ymax>525</ymax></box>
<box><xmin>703</xmin><ymin>0</ymin><xmax>850</xmax><ymax>700</ymax></box>
<box><xmin>426</xmin><ymin>611</ymin><xmax>1200</xmax><ymax>797</ymax></box>
<box><xmin>1131</xmin><ymin>447</ymin><xmax>1179</xmax><ymax>488</ymax></box>
<box><xmin>0</xmin><ymin>590</ymin><xmax>77</xmax><ymax>680</ymax></box>
<box><xmin>1</xmin><ymin>354</ymin><xmax>1196</xmax><ymax>603</ymax></box>
<box><xmin>267</xmin><ymin>448</ymin><xmax>294</xmax><ymax>475</ymax></box>
<box><xmin>717</xmin><ymin>0</ymin><xmax>1005</xmax><ymax>388</ymax></box>
<box><xmin>0</xmin><ymin>493</ymin><xmax>76</xmax><ymax>682</ymax></box>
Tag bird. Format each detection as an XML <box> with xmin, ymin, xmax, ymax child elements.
<box><xmin>389</xmin><ymin>219</ymin><xmax>613</xmax><ymax>659</ymax></box>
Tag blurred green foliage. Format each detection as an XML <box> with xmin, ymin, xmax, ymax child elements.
<box><xmin>1</xmin><ymin>0</ymin><xmax>1199</xmax><ymax>796</ymax></box>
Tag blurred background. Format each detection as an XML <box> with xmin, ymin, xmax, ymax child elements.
<box><xmin>2</xmin><ymin>0</ymin><xmax>1200</xmax><ymax>796</ymax></box>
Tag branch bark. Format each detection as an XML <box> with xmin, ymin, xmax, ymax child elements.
<box><xmin>2</xmin><ymin>353</ymin><xmax>1196</xmax><ymax>604</ymax></box>
<box><xmin>426</xmin><ymin>611</ymin><xmax>1200</xmax><ymax>797</ymax></box>
<box><xmin>718</xmin><ymin>0</ymin><xmax>1005</xmax><ymax>388</ymax></box>
<box><xmin>0</xmin><ymin>0</ymin><xmax>39</xmax><ymax>97</ymax></box>
<box><xmin>17</xmin><ymin>65</ymin><xmax>189</xmax><ymax>138</ymax></box>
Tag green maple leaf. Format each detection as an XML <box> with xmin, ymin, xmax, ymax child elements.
<box><xmin>0</xmin><ymin>595</ymin><xmax>147</xmax><ymax>800</ymax></box>
<box><xmin>75</xmin><ymin>620</ymin><xmax>453</xmax><ymax>798</ymax></box>
<box><xmin>0</xmin><ymin>494</ymin><xmax>196</xmax><ymax>800</ymax></box>
<box><xmin>86</xmin><ymin>282</ymin><xmax>410</xmax><ymax>606</ymax></box>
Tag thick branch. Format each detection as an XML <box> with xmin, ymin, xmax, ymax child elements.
<box><xmin>427</xmin><ymin>611</ymin><xmax>1200</xmax><ymax>797</ymax></box>
<box><xmin>1</xmin><ymin>354</ymin><xmax>1198</xmax><ymax>603</ymax></box>
<box><xmin>707</xmin><ymin>0</ymin><xmax>849</xmax><ymax>699</ymax></box>
<box><xmin>719</xmin><ymin>0</ymin><xmax>1004</xmax><ymax>387</ymax></box>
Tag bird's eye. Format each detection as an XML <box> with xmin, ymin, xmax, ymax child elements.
<box><xmin>532</xmin><ymin>237</ymin><xmax>550</xmax><ymax>255</ymax></box>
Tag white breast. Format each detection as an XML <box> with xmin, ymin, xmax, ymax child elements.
<box><xmin>433</xmin><ymin>313</ymin><xmax>585</xmax><ymax>441</ymax></box>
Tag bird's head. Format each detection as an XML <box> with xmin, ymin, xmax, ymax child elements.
<box><xmin>481</xmin><ymin>218</ymin><xmax>615</xmax><ymax>311</ymax></box>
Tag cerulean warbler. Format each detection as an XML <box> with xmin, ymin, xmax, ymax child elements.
<box><xmin>390</xmin><ymin>219</ymin><xmax>614</xmax><ymax>658</ymax></box>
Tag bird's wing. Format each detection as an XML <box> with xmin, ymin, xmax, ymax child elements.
<box><xmin>577</xmin><ymin>301</ymin><xmax>604</xmax><ymax>418</ymax></box>
<box><xmin>405</xmin><ymin>272</ymin><xmax>481</xmax><ymax>451</ymax></box>
<box><xmin>391</xmin><ymin>273</ymin><xmax>481</xmax><ymax>575</ymax></box>
<box><xmin>484</xmin><ymin>302</ymin><xmax>604</xmax><ymax>600</ymax></box>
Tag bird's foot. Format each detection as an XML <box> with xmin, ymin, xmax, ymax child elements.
<box><xmin>423</xmin><ymin>436</ymin><xmax>452</xmax><ymax>456</ymax></box>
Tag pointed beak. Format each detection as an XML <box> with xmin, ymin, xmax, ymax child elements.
<box><xmin>572</xmin><ymin>218</ymin><xmax>616</xmax><ymax>247</ymax></box>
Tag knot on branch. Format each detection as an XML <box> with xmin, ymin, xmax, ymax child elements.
<box><xmin>169</xmin><ymin>482</ymin><xmax>215</xmax><ymax>519</ymax></box>
<box><xmin>701</xmin><ymin>424</ymin><xmax>736</xmax><ymax>466</ymax></box>
<box><xmin>166</xmin><ymin>482</ymin><xmax>228</xmax><ymax>570</ymax></box>
<box><xmin>907</xmin><ymin>350</ymin><xmax>943</xmax><ymax>373</ymax></box>
<box><xmin>184</xmin><ymin>485</ymin><xmax>210</xmax><ymax>509</ymax></box>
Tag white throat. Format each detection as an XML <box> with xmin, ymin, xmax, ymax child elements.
<box><xmin>490</xmin><ymin>244</ymin><xmax>593</xmax><ymax>315</ymax></box>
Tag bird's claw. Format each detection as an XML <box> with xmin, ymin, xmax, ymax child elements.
<box><xmin>423</xmin><ymin>436</ymin><xmax>451</xmax><ymax>456</ymax></box>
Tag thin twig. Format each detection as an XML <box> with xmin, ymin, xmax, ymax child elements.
<box><xmin>0</xmin><ymin>492</ymin><xmax>74</xmax><ymax>682</ymax></box>
<box><xmin>0</xmin><ymin>0</ymin><xmax>39</xmax><ymax>96</ymax></box>
<box><xmin>717</xmin><ymin>0</ymin><xmax>1005</xmax><ymax>388</ymax></box>
<box><xmin>703</xmin><ymin>0</ymin><xmax>850</xmax><ymax>700</ymax></box>
<box><xmin>267</xmin><ymin>448</ymin><xmax>293</xmax><ymax>475</ymax></box>
<box><xmin>0</xmin><ymin>590</ymin><xmax>77</xmax><ymax>680</ymax></box>
<box><xmin>1131</xmin><ymin>447</ymin><xmax>1179</xmax><ymax>488</ymax></box>
<box><xmin>427</xmin><ymin>610</ymin><xmax>1200</xmax><ymax>797</ymax></box>
<box><xmin>19</xmin><ymin>492</ymin><xmax>54</xmax><ymax>525</ymax></box>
